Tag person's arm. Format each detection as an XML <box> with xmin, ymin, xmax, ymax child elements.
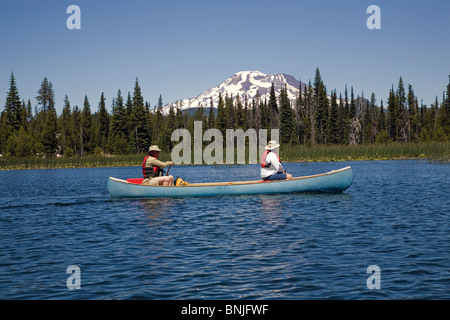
<box><xmin>147</xmin><ymin>157</ymin><xmax>173</xmax><ymax>168</ymax></box>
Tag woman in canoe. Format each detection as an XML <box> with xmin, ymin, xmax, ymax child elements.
<box><xmin>142</xmin><ymin>145</ymin><xmax>174</xmax><ymax>186</ymax></box>
<box><xmin>260</xmin><ymin>141</ymin><xmax>292</xmax><ymax>181</ymax></box>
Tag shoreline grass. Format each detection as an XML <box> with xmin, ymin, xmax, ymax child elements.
<box><xmin>0</xmin><ymin>154</ymin><xmax>146</xmax><ymax>171</ymax></box>
<box><xmin>1</xmin><ymin>142</ymin><xmax>449</xmax><ymax>171</ymax></box>
<box><xmin>281</xmin><ymin>142</ymin><xmax>450</xmax><ymax>163</ymax></box>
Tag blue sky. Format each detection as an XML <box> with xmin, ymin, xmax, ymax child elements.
<box><xmin>1</xmin><ymin>0</ymin><xmax>449</xmax><ymax>113</ymax></box>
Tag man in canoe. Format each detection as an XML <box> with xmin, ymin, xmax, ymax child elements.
<box><xmin>260</xmin><ymin>140</ymin><xmax>292</xmax><ymax>181</ymax></box>
<box><xmin>142</xmin><ymin>145</ymin><xmax>174</xmax><ymax>186</ymax></box>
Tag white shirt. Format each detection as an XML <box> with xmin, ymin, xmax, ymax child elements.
<box><xmin>261</xmin><ymin>152</ymin><xmax>284</xmax><ymax>178</ymax></box>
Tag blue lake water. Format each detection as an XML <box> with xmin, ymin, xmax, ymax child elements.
<box><xmin>0</xmin><ymin>160</ymin><xmax>449</xmax><ymax>300</ymax></box>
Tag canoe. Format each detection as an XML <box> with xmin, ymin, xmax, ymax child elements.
<box><xmin>107</xmin><ymin>166</ymin><xmax>353</xmax><ymax>198</ymax></box>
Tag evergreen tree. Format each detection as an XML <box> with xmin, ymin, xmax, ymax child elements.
<box><xmin>260</xmin><ymin>98</ymin><xmax>270</xmax><ymax>130</ymax></box>
<box><xmin>439</xmin><ymin>76</ymin><xmax>450</xmax><ymax>139</ymax></box>
<box><xmin>314</xmin><ymin>68</ymin><xmax>329</xmax><ymax>144</ymax></box>
<box><xmin>268</xmin><ymin>83</ymin><xmax>279</xmax><ymax>129</ymax></box>
<box><xmin>114</xmin><ymin>91</ymin><xmax>128</xmax><ymax>136</ymax></box>
<box><xmin>341</xmin><ymin>84</ymin><xmax>350</xmax><ymax>145</ymax></box>
<box><xmin>130</xmin><ymin>79</ymin><xmax>149</xmax><ymax>154</ymax></box>
<box><xmin>71</xmin><ymin>105</ymin><xmax>82</xmax><ymax>155</ymax></box>
<box><xmin>407</xmin><ymin>85</ymin><xmax>419</xmax><ymax>141</ymax></box>
<box><xmin>396</xmin><ymin>77</ymin><xmax>409</xmax><ymax>142</ymax></box>
<box><xmin>378</xmin><ymin>100</ymin><xmax>386</xmax><ymax>132</ymax></box>
<box><xmin>364</xmin><ymin>92</ymin><xmax>377</xmax><ymax>144</ymax></box>
<box><xmin>375</xmin><ymin>99</ymin><xmax>388</xmax><ymax>144</ymax></box>
<box><xmin>153</xmin><ymin>96</ymin><xmax>164</xmax><ymax>145</ymax></box>
<box><xmin>0</xmin><ymin>110</ymin><xmax>6</xmax><ymax>154</ymax></box>
<box><xmin>157</xmin><ymin>94</ymin><xmax>164</xmax><ymax>109</ymax></box>
<box><xmin>36</xmin><ymin>77</ymin><xmax>58</xmax><ymax>155</ymax></box>
<box><xmin>295</xmin><ymin>81</ymin><xmax>305</xmax><ymax>144</ymax></box>
<box><xmin>243</xmin><ymin>94</ymin><xmax>250</xmax><ymax>130</ymax></box>
<box><xmin>224</xmin><ymin>93</ymin><xmax>235</xmax><ymax>128</ymax></box>
<box><xmin>110</xmin><ymin>90</ymin><xmax>129</xmax><ymax>154</ymax></box>
<box><xmin>1</xmin><ymin>73</ymin><xmax>22</xmax><ymax>154</ymax></box>
<box><xmin>80</xmin><ymin>95</ymin><xmax>93</xmax><ymax>156</ymax></box>
<box><xmin>36</xmin><ymin>77</ymin><xmax>55</xmax><ymax>112</ymax></box>
<box><xmin>207</xmin><ymin>97</ymin><xmax>215</xmax><ymax>129</ymax></box>
<box><xmin>279</xmin><ymin>85</ymin><xmax>294</xmax><ymax>144</ymax></box>
<box><xmin>4</xmin><ymin>72</ymin><xmax>22</xmax><ymax>132</ymax></box>
<box><xmin>387</xmin><ymin>87</ymin><xmax>397</xmax><ymax>141</ymax></box>
<box><xmin>41</xmin><ymin>107</ymin><xmax>58</xmax><ymax>156</ymax></box>
<box><xmin>431</xmin><ymin>96</ymin><xmax>445</xmax><ymax>141</ymax></box>
<box><xmin>371</xmin><ymin>98</ymin><xmax>379</xmax><ymax>143</ymax></box>
<box><xmin>348</xmin><ymin>88</ymin><xmax>362</xmax><ymax>146</ymax></box>
<box><xmin>349</xmin><ymin>86</ymin><xmax>356</xmax><ymax>119</ymax></box>
<box><xmin>304</xmin><ymin>80</ymin><xmax>315</xmax><ymax>145</ymax></box>
<box><xmin>418</xmin><ymin>102</ymin><xmax>427</xmax><ymax>141</ymax></box>
<box><xmin>337</xmin><ymin>93</ymin><xmax>345</xmax><ymax>144</ymax></box>
<box><xmin>235</xmin><ymin>95</ymin><xmax>245</xmax><ymax>128</ymax></box>
<box><xmin>329</xmin><ymin>90</ymin><xmax>340</xmax><ymax>144</ymax></box>
<box><xmin>59</xmin><ymin>95</ymin><xmax>73</xmax><ymax>155</ymax></box>
<box><xmin>175</xmin><ymin>102</ymin><xmax>184</xmax><ymax>129</ymax></box>
<box><xmin>98</xmin><ymin>92</ymin><xmax>109</xmax><ymax>153</ymax></box>
<box><xmin>216</xmin><ymin>92</ymin><xmax>227</xmax><ymax>134</ymax></box>
<box><xmin>24</xmin><ymin>100</ymin><xmax>32</xmax><ymax>128</ymax></box>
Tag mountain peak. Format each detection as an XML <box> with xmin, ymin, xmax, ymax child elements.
<box><xmin>163</xmin><ymin>71</ymin><xmax>305</xmax><ymax>112</ymax></box>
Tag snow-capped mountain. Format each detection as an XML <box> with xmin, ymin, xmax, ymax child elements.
<box><xmin>163</xmin><ymin>71</ymin><xmax>306</xmax><ymax>113</ymax></box>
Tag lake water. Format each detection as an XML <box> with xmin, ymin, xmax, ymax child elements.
<box><xmin>0</xmin><ymin>160</ymin><xmax>449</xmax><ymax>300</ymax></box>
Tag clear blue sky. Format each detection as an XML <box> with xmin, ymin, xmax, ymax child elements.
<box><xmin>1</xmin><ymin>0</ymin><xmax>449</xmax><ymax>114</ymax></box>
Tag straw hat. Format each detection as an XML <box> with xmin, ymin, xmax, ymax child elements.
<box><xmin>147</xmin><ymin>145</ymin><xmax>161</xmax><ymax>154</ymax></box>
<box><xmin>265</xmin><ymin>140</ymin><xmax>280</xmax><ymax>150</ymax></box>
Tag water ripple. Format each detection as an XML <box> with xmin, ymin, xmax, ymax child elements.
<box><xmin>0</xmin><ymin>161</ymin><xmax>449</xmax><ymax>299</ymax></box>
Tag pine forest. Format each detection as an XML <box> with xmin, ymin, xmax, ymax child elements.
<box><xmin>1</xmin><ymin>68</ymin><xmax>449</xmax><ymax>163</ymax></box>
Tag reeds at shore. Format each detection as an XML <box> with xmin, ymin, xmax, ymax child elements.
<box><xmin>1</xmin><ymin>142</ymin><xmax>449</xmax><ymax>170</ymax></box>
<box><xmin>280</xmin><ymin>142</ymin><xmax>450</xmax><ymax>163</ymax></box>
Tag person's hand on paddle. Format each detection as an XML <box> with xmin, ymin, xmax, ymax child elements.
<box><xmin>165</xmin><ymin>161</ymin><xmax>174</xmax><ymax>176</ymax></box>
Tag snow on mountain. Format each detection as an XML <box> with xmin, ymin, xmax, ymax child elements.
<box><xmin>162</xmin><ymin>71</ymin><xmax>306</xmax><ymax>113</ymax></box>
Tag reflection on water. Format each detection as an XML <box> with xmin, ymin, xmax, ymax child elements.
<box><xmin>131</xmin><ymin>198</ymin><xmax>187</xmax><ymax>226</ymax></box>
<box><xmin>138</xmin><ymin>198</ymin><xmax>178</xmax><ymax>213</ymax></box>
<box><xmin>258</xmin><ymin>195</ymin><xmax>283</xmax><ymax>211</ymax></box>
<box><xmin>257</xmin><ymin>195</ymin><xmax>285</xmax><ymax>230</ymax></box>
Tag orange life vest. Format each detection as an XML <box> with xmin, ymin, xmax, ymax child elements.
<box><xmin>260</xmin><ymin>150</ymin><xmax>280</xmax><ymax>168</ymax></box>
<box><xmin>142</xmin><ymin>156</ymin><xmax>164</xmax><ymax>178</ymax></box>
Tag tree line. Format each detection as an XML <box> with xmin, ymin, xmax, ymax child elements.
<box><xmin>1</xmin><ymin>68</ymin><xmax>449</xmax><ymax>158</ymax></box>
